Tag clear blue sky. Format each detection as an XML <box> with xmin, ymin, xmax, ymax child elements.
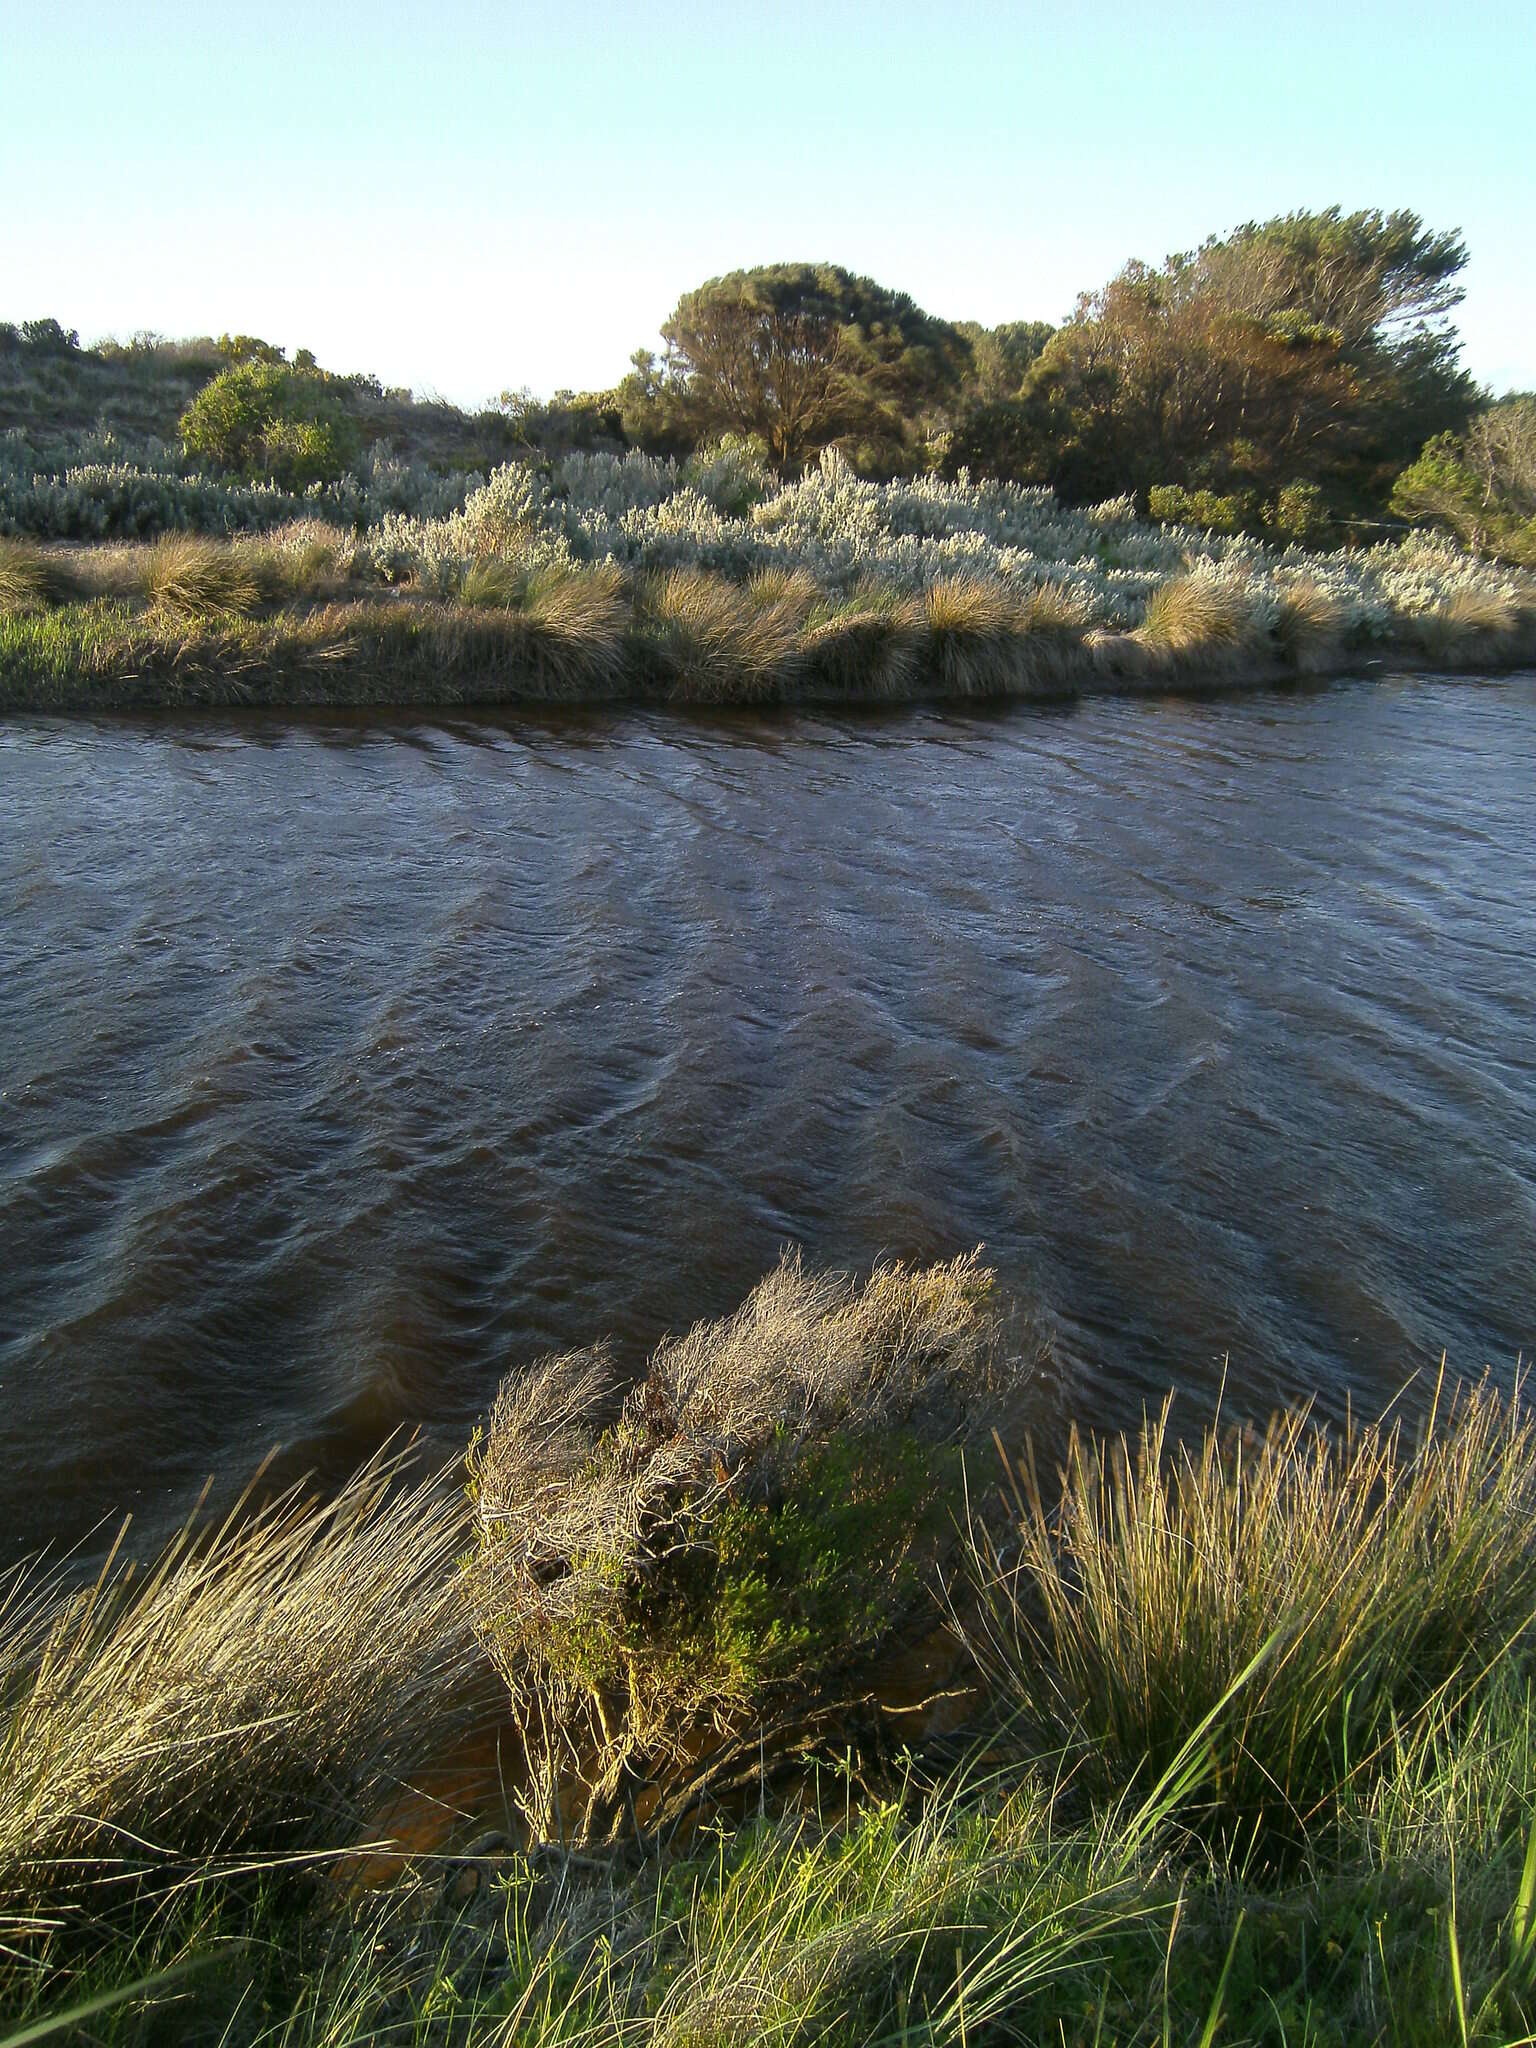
<box><xmin>4</xmin><ymin>0</ymin><xmax>1531</xmax><ymax>407</ymax></box>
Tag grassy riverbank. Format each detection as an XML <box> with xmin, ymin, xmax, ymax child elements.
<box><xmin>3</xmin><ymin>535</ymin><xmax>1534</xmax><ymax>716</ymax></box>
<box><xmin>4</xmin><ymin>455</ymin><xmax>1536</xmax><ymax>713</ymax></box>
<box><xmin>4</xmin><ymin>1256</ymin><xmax>1536</xmax><ymax>2043</ymax></box>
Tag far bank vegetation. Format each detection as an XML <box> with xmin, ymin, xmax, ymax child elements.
<box><xmin>2</xmin><ymin>209</ymin><xmax>1534</xmax><ymax>710</ymax></box>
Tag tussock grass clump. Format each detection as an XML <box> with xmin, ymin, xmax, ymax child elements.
<box><xmin>640</xmin><ymin>567</ymin><xmax>806</xmax><ymax>703</ymax></box>
<box><xmin>961</xmin><ymin>1373</ymin><xmax>1536</xmax><ymax>1855</ymax></box>
<box><xmin>801</xmin><ymin>583</ymin><xmax>925</xmax><ymax>701</ymax></box>
<box><xmin>922</xmin><ymin>575</ymin><xmax>1080</xmax><ymax>698</ymax></box>
<box><xmin>143</xmin><ymin>533</ymin><xmax>262</xmax><ymax>619</ymax></box>
<box><xmin>1270</xmin><ymin>577</ymin><xmax>1345</xmax><ymax>670</ymax></box>
<box><xmin>1134</xmin><ymin>571</ymin><xmax>1257</xmax><ymax>661</ymax></box>
<box><xmin>246</xmin><ymin>526</ymin><xmax>344</xmax><ymax>602</ymax></box>
<box><xmin>0</xmin><ymin>538</ymin><xmax>70</xmax><ymax>615</ymax></box>
<box><xmin>458</xmin><ymin>553</ymin><xmax>528</xmax><ymax>609</ymax></box>
<box><xmin>744</xmin><ymin>564</ymin><xmax>820</xmax><ymax>620</ymax></box>
<box><xmin>1441</xmin><ymin>586</ymin><xmax>1521</xmax><ymax>637</ymax></box>
<box><xmin>513</xmin><ymin>561</ymin><xmax>632</xmax><ymax>695</ymax></box>
<box><xmin>1410</xmin><ymin>584</ymin><xmax>1532</xmax><ymax>662</ymax></box>
<box><xmin>0</xmin><ymin>1451</ymin><xmax>490</xmax><ymax>1933</ymax></box>
<box><xmin>466</xmin><ymin>1252</ymin><xmax>1007</xmax><ymax>1836</ymax></box>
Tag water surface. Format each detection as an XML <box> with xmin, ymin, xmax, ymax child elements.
<box><xmin>3</xmin><ymin>674</ymin><xmax>1534</xmax><ymax>1562</ymax></box>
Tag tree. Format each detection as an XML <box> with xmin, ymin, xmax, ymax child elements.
<box><xmin>658</xmin><ymin>264</ymin><xmax>970</xmax><ymax>472</ymax></box>
<box><xmin>611</xmin><ymin>348</ymin><xmax>699</xmax><ymax>460</ymax></box>
<box><xmin>1016</xmin><ymin>260</ymin><xmax>1355</xmax><ymax>506</ymax></box>
<box><xmin>1014</xmin><ymin>209</ymin><xmax>1478</xmax><ymax>526</ymax></box>
<box><xmin>1392</xmin><ymin>396</ymin><xmax>1536</xmax><ymax>564</ymax></box>
<box><xmin>954</xmin><ymin>320</ymin><xmax>1053</xmax><ymax>405</ymax></box>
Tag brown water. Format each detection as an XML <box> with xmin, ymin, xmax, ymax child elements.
<box><xmin>3</xmin><ymin>675</ymin><xmax>1535</xmax><ymax>1566</ymax></box>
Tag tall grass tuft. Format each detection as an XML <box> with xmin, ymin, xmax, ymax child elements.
<box><xmin>0</xmin><ymin>1449</ymin><xmax>491</xmax><ymax>1935</ymax></box>
<box><xmin>1134</xmin><ymin>572</ymin><xmax>1257</xmax><ymax>661</ymax></box>
<box><xmin>143</xmin><ymin>534</ymin><xmax>262</xmax><ymax>619</ymax></box>
<box><xmin>0</xmin><ymin>539</ymin><xmax>77</xmax><ymax>615</ymax></box>
<box><xmin>1270</xmin><ymin>577</ymin><xmax>1344</xmax><ymax>671</ymax></box>
<box><xmin>511</xmin><ymin>561</ymin><xmax>631</xmax><ymax>696</ymax></box>
<box><xmin>640</xmin><ymin>567</ymin><xmax>805</xmax><ymax>703</ymax></box>
<box><xmin>458</xmin><ymin>554</ymin><xmax>528</xmax><ymax>609</ymax></box>
<box><xmin>1412</xmin><ymin>585</ymin><xmax>1527</xmax><ymax>662</ymax></box>
<box><xmin>801</xmin><ymin>584</ymin><xmax>925</xmax><ymax>701</ymax></box>
<box><xmin>922</xmin><ymin>575</ymin><xmax>1080</xmax><ymax>698</ymax></box>
<box><xmin>960</xmin><ymin>1373</ymin><xmax>1536</xmax><ymax>1855</ymax></box>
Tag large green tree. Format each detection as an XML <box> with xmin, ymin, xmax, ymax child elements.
<box><xmin>1010</xmin><ymin>209</ymin><xmax>1478</xmax><ymax>524</ymax></box>
<box><xmin>658</xmin><ymin>264</ymin><xmax>970</xmax><ymax>472</ymax></box>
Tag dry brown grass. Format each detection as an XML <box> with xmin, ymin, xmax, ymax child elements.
<box><xmin>143</xmin><ymin>534</ymin><xmax>262</xmax><ymax>619</ymax></box>
<box><xmin>643</xmin><ymin>568</ymin><xmax>806</xmax><ymax>703</ymax></box>
<box><xmin>1134</xmin><ymin>573</ymin><xmax>1257</xmax><ymax>662</ymax></box>
<box><xmin>0</xmin><ymin>1449</ymin><xmax>492</xmax><ymax>1933</ymax></box>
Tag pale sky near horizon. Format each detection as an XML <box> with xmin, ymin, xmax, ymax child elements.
<box><xmin>4</xmin><ymin>0</ymin><xmax>1532</xmax><ymax>409</ymax></box>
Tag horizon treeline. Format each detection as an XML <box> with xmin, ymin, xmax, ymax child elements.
<box><xmin>4</xmin><ymin>205</ymin><xmax>1534</xmax><ymax>564</ymax></box>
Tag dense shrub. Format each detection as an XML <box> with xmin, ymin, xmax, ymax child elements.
<box><xmin>180</xmin><ymin>361</ymin><xmax>359</xmax><ymax>487</ymax></box>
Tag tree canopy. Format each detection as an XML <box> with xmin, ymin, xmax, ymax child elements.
<box><xmin>1391</xmin><ymin>396</ymin><xmax>1536</xmax><ymax>565</ymax></box>
<box><xmin>658</xmin><ymin>264</ymin><xmax>971</xmax><ymax>471</ymax></box>
<box><xmin>1010</xmin><ymin>208</ymin><xmax>1478</xmax><ymax>528</ymax></box>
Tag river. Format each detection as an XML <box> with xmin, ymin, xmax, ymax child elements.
<box><xmin>3</xmin><ymin>673</ymin><xmax>1534</xmax><ymax>1564</ymax></box>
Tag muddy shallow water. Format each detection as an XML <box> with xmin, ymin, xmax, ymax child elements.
<box><xmin>3</xmin><ymin>672</ymin><xmax>1534</xmax><ymax>1563</ymax></box>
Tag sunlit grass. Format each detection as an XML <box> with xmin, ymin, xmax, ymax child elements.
<box><xmin>3</xmin><ymin>1255</ymin><xmax>1536</xmax><ymax>2043</ymax></box>
<box><xmin>0</xmin><ymin>526</ymin><xmax>1531</xmax><ymax>711</ymax></box>
<box><xmin>958</xmin><ymin>1371</ymin><xmax>1536</xmax><ymax>1858</ymax></box>
<box><xmin>1134</xmin><ymin>572</ymin><xmax>1257</xmax><ymax>659</ymax></box>
<box><xmin>0</xmin><ymin>1448</ymin><xmax>492</xmax><ymax>1941</ymax></box>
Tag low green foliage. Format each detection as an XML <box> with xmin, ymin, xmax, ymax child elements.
<box><xmin>1149</xmin><ymin>483</ymin><xmax>1252</xmax><ymax>535</ymax></box>
<box><xmin>706</xmin><ymin>1432</ymin><xmax>955</xmax><ymax>1686</ymax></box>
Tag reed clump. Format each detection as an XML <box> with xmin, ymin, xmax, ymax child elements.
<box><xmin>143</xmin><ymin>533</ymin><xmax>263</xmax><ymax>619</ymax></box>
<box><xmin>959</xmin><ymin>1372</ymin><xmax>1536</xmax><ymax>1857</ymax></box>
<box><xmin>0</xmin><ymin>1450</ymin><xmax>490</xmax><ymax>1936</ymax></box>
<box><xmin>1134</xmin><ymin>572</ymin><xmax>1257</xmax><ymax>662</ymax></box>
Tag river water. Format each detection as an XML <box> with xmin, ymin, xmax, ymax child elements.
<box><xmin>3</xmin><ymin>674</ymin><xmax>1535</xmax><ymax>1564</ymax></box>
